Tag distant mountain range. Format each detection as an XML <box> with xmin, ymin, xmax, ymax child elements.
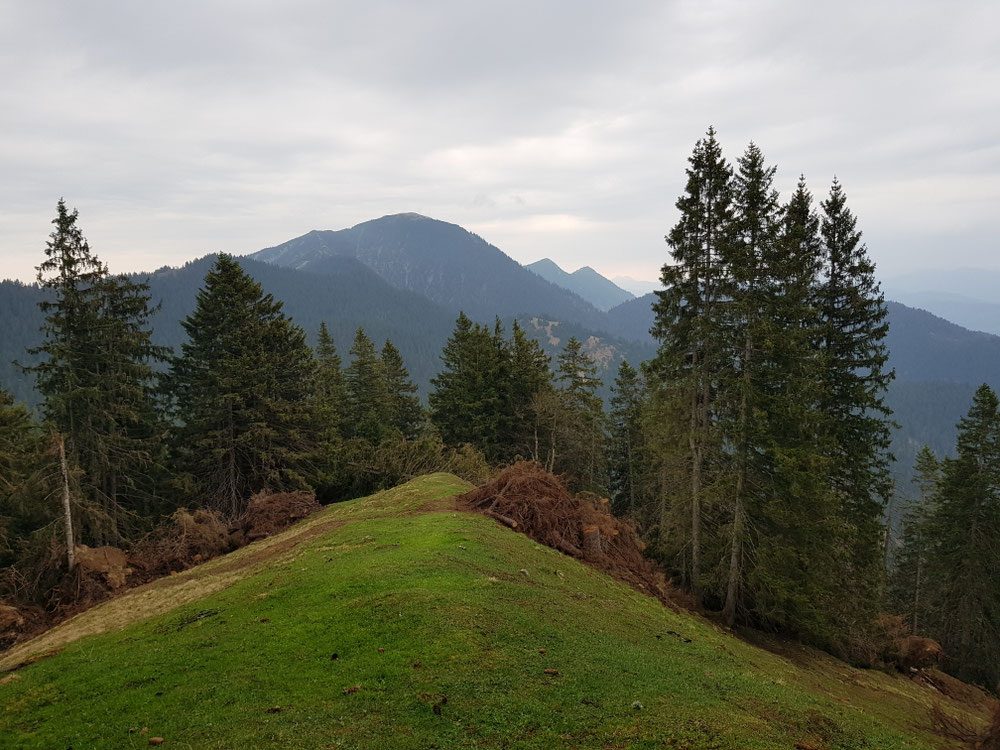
<box><xmin>2</xmin><ymin>212</ymin><xmax>998</xmax><ymax>489</ymax></box>
<box><xmin>883</xmin><ymin>268</ymin><xmax>1000</xmax><ymax>336</ymax></box>
<box><xmin>525</xmin><ymin>258</ymin><xmax>634</xmax><ymax>311</ymax></box>
<box><xmin>251</xmin><ymin>213</ymin><xmax>609</xmax><ymax>331</ymax></box>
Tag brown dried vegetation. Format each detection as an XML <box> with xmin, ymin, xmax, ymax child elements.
<box><xmin>1</xmin><ymin>490</ymin><xmax>322</xmax><ymax>647</ymax></box>
<box><xmin>458</xmin><ymin>462</ymin><xmax>676</xmax><ymax>607</ymax></box>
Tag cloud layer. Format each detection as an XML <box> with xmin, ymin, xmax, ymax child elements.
<box><xmin>2</xmin><ymin>0</ymin><xmax>998</xmax><ymax>284</ymax></box>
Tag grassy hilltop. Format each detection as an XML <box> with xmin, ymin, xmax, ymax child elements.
<box><xmin>0</xmin><ymin>474</ymin><xmax>987</xmax><ymax>749</ymax></box>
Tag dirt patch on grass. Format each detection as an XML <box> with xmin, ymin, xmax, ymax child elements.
<box><xmin>458</xmin><ymin>462</ymin><xmax>676</xmax><ymax>608</ymax></box>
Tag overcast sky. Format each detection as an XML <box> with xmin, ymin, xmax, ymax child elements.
<box><xmin>1</xmin><ymin>0</ymin><xmax>998</xmax><ymax>286</ymax></box>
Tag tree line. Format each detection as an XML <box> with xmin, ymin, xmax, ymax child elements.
<box><xmin>0</xmin><ymin>202</ymin><xmax>486</xmax><ymax>599</ymax></box>
<box><xmin>2</xmin><ymin>126</ymin><xmax>996</xmax><ymax>691</ymax></box>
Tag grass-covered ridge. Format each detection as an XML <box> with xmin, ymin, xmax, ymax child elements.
<box><xmin>0</xmin><ymin>474</ymin><xmax>985</xmax><ymax>748</ymax></box>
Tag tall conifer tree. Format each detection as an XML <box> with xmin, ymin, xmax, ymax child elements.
<box><xmin>380</xmin><ymin>339</ymin><xmax>423</xmax><ymax>439</ymax></box>
<box><xmin>25</xmin><ymin>201</ymin><xmax>164</xmax><ymax>540</ymax></box>
<box><xmin>650</xmin><ymin>126</ymin><xmax>735</xmax><ymax>591</ymax></box>
<box><xmin>818</xmin><ymin>178</ymin><xmax>894</xmax><ymax>628</ymax></box>
<box><xmin>923</xmin><ymin>386</ymin><xmax>1000</xmax><ymax>687</ymax></box>
<box><xmin>344</xmin><ymin>328</ymin><xmax>391</xmax><ymax>443</ymax></box>
<box><xmin>169</xmin><ymin>255</ymin><xmax>315</xmax><ymax>517</ymax></box>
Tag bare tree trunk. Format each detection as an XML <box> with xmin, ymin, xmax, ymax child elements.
<box><xmin>724</xmin><ymin>334</ymin><xmax>752</xmax><ymax>627</ymax></box>
<box><xmin>690</xmin><ymin>394</ymin><xmax>702</xmax><ymax>593</ymax></box>
<box><xmin>58</xmin><ymin>435</ymin><xmax>76</xmax><ymax>570</ymax></box>
<box><xmin>722</xmin><ymin>492</ymin><xmax>744</xmax><ymax>627</ymax></box>
<box><xmin>913</xmin><ymin>528</ymin><xmax>922</xmax><ymax>633</ymax></box>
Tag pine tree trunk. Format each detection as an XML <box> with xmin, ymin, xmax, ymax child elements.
<box><xmin>689</xmin><ymin>379</ymin><xmax>702</xmax><ymax>593</ymax></box>
<box><xmin>724</xmin><ymin>335</ymin><xmax>752</xmax><ymax>627</ymax></box>
<box><xmin>913</xmin><ymin>534</ymin><xmax>922</xmax><ymax>634</ymax></box>
<box><xmin>58</xmin><ymin>435</ymin><xmax>76</xmax><ymax>570</ymax></box>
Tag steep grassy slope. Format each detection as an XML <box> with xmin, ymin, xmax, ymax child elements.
<box><xmin>0</xmin><ymin>475</ymin><xmax>987</xmax><ymax>749</ymax></box>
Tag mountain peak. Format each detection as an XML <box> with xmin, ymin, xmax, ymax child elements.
<box><xmin>527</xmin><ymin>258</ymin><xmax>634</xmax><ymax>312</ymax></box>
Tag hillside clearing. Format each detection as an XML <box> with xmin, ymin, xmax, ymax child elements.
<box><xmin>0</xmin><ymin>473</ymin><xmax>989</xmax><ymax>749</ymax></box>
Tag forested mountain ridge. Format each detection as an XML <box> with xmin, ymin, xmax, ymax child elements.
<box><xmin>525</xmin><ymin>257</ymin><xmax>635</xmax><ymax>311</ymax></box>
<box><xmin>0</xmin><ymin>255</ymin><xmax>458</xmax><ymax>405</ymax></box>
<box><xmin>0</xmin><ymin>256</ymin><xmax>649</xmax><ymax>406</ymax></box>
<box><xmin>250</xmin><ymin>212</ymin><xmax>611</xmax><ymax>329</ymax></box>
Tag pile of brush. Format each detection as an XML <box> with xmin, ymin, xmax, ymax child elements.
<box><xmin>458</xmin><ymin>462</ymin><xmax>674</xmax><ymax>607</ymax></box>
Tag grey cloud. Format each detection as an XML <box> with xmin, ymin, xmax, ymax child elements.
<box><xmin>1</xmin><ymin>0</ymin><xmax>998</xmax><ymax>285</ymax></box>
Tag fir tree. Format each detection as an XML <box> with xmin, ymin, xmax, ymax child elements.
<box><xmin>429</xmin><ymin>313</ymin><xmax>505</xmax><ymax>459</ymax></box>
<box><xmin>24</xmin><ymin>201</ymin><xmax>164</xmax><ymax>541</ymax></box>
<box><xmin>344</xmin><ymin>328</ymin><xmax>392</xmax><ymax>443</ymax></box>
<box><xmin>380</xmin><ymin>339</ymin><xmax>423</xmax><ymax>439</ymax></box>
<box><xmin>818</xmin><ymin>178</ymin><xmax>894</xmax><ymax>628</ymax></box>
<box><xmin>746</xmin><ymin>175</ymin><xmax>842</xmax><ymax>642</ymax></box>
<box><xmin>169</xmin><ymin>255</ymin><xmax>316</xmax><ymax>517</ymax></box>
<box><xmin>554</xmin><ymin>337</ymin><xmax>607</xmax><ymax>493</ymax></box>
<box><xmin>314</xmin><ymin>322</ymin><xmax>347</xmax><ymax>443</ymax></box>
<box><xmin>888</xmin><ymin>446</ymin><xmax>940</xmax><ymax>633</ymax></box>
<box><xmin>650</xmin><ymin>126</ymin><xmax>735</xmax><ymax>591</ymax></box>
<box><xmin>608</xmin><ymin>360</ymin><xmax>644</xmax><ymax>516</ymax></box>
<box><xmin>505</xmin><ymin>320</ymin><xmax>553</xmax><ymax>460</ymax></box>
<box><xmin>924</xmin><ymin>386</ymin><xmax>1000</xmax><ymax>686</ymax></box>
<box><xmin>720</xmin><ymin>142</ymin><xmax>782</xmax><ymax>626</ymax></box>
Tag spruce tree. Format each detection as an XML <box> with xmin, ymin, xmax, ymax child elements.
<box><xmin>818</xmin><ymin>178</ymin><xmax>894</xmax><ymax>630</ymax></box>
<box><xmin>380</xmin><ymin>339</ymin><xmax>423</xmax><ymax>439</ymax></box>
<box><xmin>24</xmin><ymin>201</ymin><xmax>164</xmax><ymax>540</ymax></box>
<box><xmin>888</xmin><ymin>446</ymin><xmax>940</xmax><ymax>633</ymax></box>
<box><xmin>169</xmin><ymin>255</ymin><xmax>316</xmax><ymax>517</ymax></box>
<box><xmin>924</xmin><ymin>386</ymin><xmax>1000</xmax><ymax>686</ymax></box>
<box><xmin>746</xmin><ymin>175</ymin><xmax>842</xmax><ymax>642</ymax></box>
<box><xmin>505</xmin><ymin>320</ymin><xmax>553</xmax><ymax>459</ymax></box>
<box><xmin>720</xmin><ymin>142</ymin><xmax>782</xmax><ymax>625</ymax></box>
<box><xmin>608</xmin><ymin>360</ymin><xmax>644</xmax><ymax>516</ymax></box>
<box><xmin>344</xmin><ymin>328</ymin><xmax>392</xmax><ymax>443</ymax></box>
<box><xmin>429</xmin><ymin>313</ymin><xmax>505</xmax><ymax>459</ymax></box>
<box><xmin>650</xmin><ymin>126</ymin><xmax>735</xmax><ymax>591</ymax></box>
<box><xmin>313</xmin><ymin>322</ymin><xmax>348</xmax><ymax>444</ymax></box>
<box><xmin>554</xmin><ymin>337</ymin><xmax>607</xmax><ymax>493</ymax></box>
<box><xmin>0</xmin><ymin>385</ymin><xmax>47</xmax><ymax>568</ymax></box>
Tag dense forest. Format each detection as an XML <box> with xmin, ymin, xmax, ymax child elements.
<box><xmin>1</xmin><ymin>131</ymin><xmax>997</xmax><ymax>692</ymax></box>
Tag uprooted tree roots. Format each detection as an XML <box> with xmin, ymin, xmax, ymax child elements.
<box><xmin>458</xmin><ymin>462</ymin><xmax>676</xmax><ymax>608</ymax></box>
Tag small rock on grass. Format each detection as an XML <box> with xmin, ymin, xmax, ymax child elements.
<box><xmin>342</xmin><ymin>685</ymin><xmax>361</xmax><ymax>694</ymax></box>
<box><xmin>543</xmin><ymin>669</ymin><xmax>560</xmax><ymax>676</ymax></box>
<box><xmin>149</xmin><ymin>739</ymin><xmax>164</xmax><ymax>746</ymax></box>
<box><xmin>519</xmin><ymin>569</ymin><xmax>529</xmax><ymax>577</ymax></box>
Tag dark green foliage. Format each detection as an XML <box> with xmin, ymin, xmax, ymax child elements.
<box><xmin>506</xmin><ymin>320</ymin><xmax>553</xmax><ymax>454</ymax></box>
<box><xmin>168</xmin><ymin>255</ymin><xmax>316</xmax><ymax>517</ymax></box>
<box><xmin>344</xmin><ymin>328</ymin><xmax>392</xmax><ymax>444</ymax></box>
<box><xmin>429</xmin><ymin>313</ymin><xmax>506</xmax><ymax>460</ymax></box>
<box><xmin>817</xmin><ymin>179</ymin><xmax>894</xmax><ymax>633</ymax></box>
<box><xmin>608</xmin><ymin>360</ymin><xmax>644</xmax><ymax>516</ymax></box>
<box><xmin>552</xmin><ymin>337</ymin><xmax>607</xmax><ymax>493</ymax></box>
<box><xmin>919</xmin><ymin>386</ymin><xmax>1000</xmax><ymax>687</ymax></box>
<box><xmin>313</xmin><ymin>322</ymin><xmax>348</xmax><ymax>444</ymax></box>
<box><xmin>22</xmin><ymin>201</ymin><xmax>165</xmax><ymax>542</ymax></box>
<box><xmin>642</xmin><ymin>132</ymin><xmax>896</xmax><ymax>653</ymax></box>
<box><xmin>649</xmin><ymin>126</ymin><xmax>735</xmax><ymax>592</ymax></box>
<box><xmin>380</xmin><ymin>340</ymin><xmax>423</xmax><ymax>439</ymax></box>
<box><xmin>887</xmin><ymin>446</ymin><xmax>940</xmax><ymax>634</ymax></box>
<box><xmin>0</xmin><ymin>385</ymin><xmax>47</xmax><ymax>568</ymax></box>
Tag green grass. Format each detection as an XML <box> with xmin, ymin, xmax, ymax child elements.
<box><xmin>0</xmin><ymin>474</ymin><xmax>979</xmax><ymax>748</ymax></box>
